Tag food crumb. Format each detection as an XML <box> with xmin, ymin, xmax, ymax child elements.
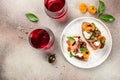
<box><xmin>18</xmin><ymin>36</ymin><xmax>23</xmax><ymax>39</ymax></box>
<box><xmin>25</xmin><ymin>32</ymin><xmax>29</xmax><ymax>35</ymax></box>
<box><xmin>63</xmin><ymin>65</ymin><xmax>65</xmax><ymax>68</ymax></box>
<box><xmin>17</xmin><ymin>26</ymin><xmax>22</xmax><ymax>30</ymax></box>
<box><xmin>62</xmin><ymin>65</ymin><xmax>65</xmax><ymax>70</ymax></box>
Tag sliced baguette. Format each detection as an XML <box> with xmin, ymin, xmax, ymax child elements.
<box><xmin>82</xmin><ymin>22</ymin><xmax>106</xmax><ymax>50</ymax></box>
<box><xmin>66</xmin><ymin>36</ymin><xmax>90</xmax><ymax>61</ymax></box>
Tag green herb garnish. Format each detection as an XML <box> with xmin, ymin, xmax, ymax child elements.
<box><xmin>91</xmin><ymin>23</ymin><xmax>96</xmax><ymax>29</ymax></box>
<box><xmin>90</xmin><ymin>35</ymin><xmax>95</xmax><ymax>39</ymax></box>
<box><xmin>98</xmin><ymin>0</ymin><xmax>105</xmax><ymax>16</ymax></box>
<box><xmin>70</xmin><ymin>52</ymin><xmax>74</xmax><ymax>58</ymax></box>
<box><xmin>80</xmin><ymin>48</ymin><xmax>88</xmax><ymax>53</ymax></box>
<box><xmin>99</xmin><ymin>14</ymin><xmax>115</xmax><ymax>22</ymax></box>
<box><xmin>25</xmin><ymin>13</ymin><xmax>39</xmax><ymax>22</ymax></box>
<box><xmin>67</xmin><ymin>36</ymin><xmax>75</xmax><ymax>41</ymax></box>
<box><xmin>101</xmin><ymin>40</ymin><xmax>105</xmax><ymax>45</ymax></box>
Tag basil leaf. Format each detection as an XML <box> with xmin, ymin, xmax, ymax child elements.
<box><xmin>67</xmin><ymin>36</ymin><xmax>75</xmax><ymax>41</ymax></box>
<box><xmin>90</xmin><ymin>35</ymin><xmax>95</xmax><ymax>39</ymax></box>
<box><xmin>91</xmin><ymin>23</ymin><xmax>96</xmax><ymax>29</ymax></box>
<box><xmin>80</xmin><ymin>48</ymin><xmax>88</xmax><ymax>53</ymax></box>
<box><xmin>101</xmin><ymin>40</ymin><xmax>105</xmax><ymax>45</ymax></box>
<box><xmin>25</xmin><ymin>13</ymin><xmax>39</xmax><ymax>22</ymax></box>
<box><xmin>70</xmin><ymin>52</ymin><xmax>74</xmax><ymax>58</ymax></box>
<box><xmin>99</xmin><ymin>14</ymin><xmax>115</xmax><ymax>22</ymax></box>
<box><xmin>98</xmin><ymin>1</ymin><xmax>105</xmax><ymax>15</ymax></box>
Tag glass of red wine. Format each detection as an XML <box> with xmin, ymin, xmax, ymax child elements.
<box><xmin>29</xmin><ymin>27</ymin><xmax>55</xmax><ymax>52</ymax></box>
<box><xmin>44</xmin><ymin>0</ymin><xmax>67</xmax><ymax>22</ymax></box>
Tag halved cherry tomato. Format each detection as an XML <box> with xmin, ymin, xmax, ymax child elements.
<box><xmin>98</xmin><ymin>35</ymin><xmax>106</xmax><ymax>40</ymax></box>
<box><xmin>67</xmin><ymin>46</ymin><xmax>72</xmax><ymax>52</ymax></box>
<box><xmin>85</xmin><ymin>24</ymin><xmax>95</xmax><ymax>32</ymax></box>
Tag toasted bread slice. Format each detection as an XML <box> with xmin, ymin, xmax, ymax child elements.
<box><xmin>66</xmin><ymin>36</ymin><xmax>90</xmax><ymax>61</ymax></box>
<box><xmin>82</xmin><ymin>22</ymin><xmax>106</xmax><ymax>50</ymax></box>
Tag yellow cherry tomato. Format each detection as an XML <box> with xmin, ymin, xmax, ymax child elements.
<box><xmin>88</xmin><ymin>5</ymin><xmax>97</xmax><ymax>14</ymax></box>
<box><xmin>79</xmin><ymin>3</ymin><xmax>87</xmax><ymax>13</ymax></box>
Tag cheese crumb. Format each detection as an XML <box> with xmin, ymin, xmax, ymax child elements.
<box><xmin>83</xmin><ymin>31</ymin><xmax>92</xmax><ymax>39</ymax></box>
<box><xmin>75</xmin><ymin>53</ymin><xmax>83</xmax><ymax>57</ymax></box>
<box><xmin>94</xmin><ymin>41</ymin><xmax>100</xmax><ymax>46</ymax></box>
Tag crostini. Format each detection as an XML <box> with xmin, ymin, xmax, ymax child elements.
<box><xmin>66</xmin><ymin>36</ymin><xmax>90</xmax><ymax>61</ymax></box>
<box><xmin>82</xmin><ymin>22</ymin><xmax>106</xmax><ymax>50</ymax></box>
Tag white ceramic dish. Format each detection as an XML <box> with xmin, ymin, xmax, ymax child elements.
<box><xmin>60</xmin><ymin>17</ymin><xmax>112</xmax><ymax>68</ymax></box>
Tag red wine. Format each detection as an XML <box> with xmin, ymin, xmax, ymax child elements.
<box><xmin>44</xmin><ymin>0</ymin><xmax>67</xmax><ymax>20</ymax></box>
<box><xmin>45</xmin><ymin>0</ymin><xmax>65</xmax><ymax>12</ymax></box>
<box><xmin>29</xmin><ymin>29</ymin><xmax>50</xmax><ymax>49</ymax></box>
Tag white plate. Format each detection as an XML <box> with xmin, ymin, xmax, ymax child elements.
<box><xmin>60</xmin><ymin>17</ymin><xmax>112</xmax><ymax>68</ymax></box>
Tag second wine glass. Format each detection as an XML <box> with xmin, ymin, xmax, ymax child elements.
<box><xmin>44</xmin><ymin>0</ymin><xmax>67</xmax><ymax>22</ymax></box>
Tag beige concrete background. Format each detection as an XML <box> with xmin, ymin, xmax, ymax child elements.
<box><xmin>0</xmin><ymin>0</ymin><xmax>120</xmax><ymax>80</ymax></box>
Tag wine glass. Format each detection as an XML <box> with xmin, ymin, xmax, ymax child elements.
<box><xmin>28</xmin><ymin>27</ymin><xmax>55</xmax><ymax>52</ymax></box>
<box><xmin>44</xmin><ymin>0</ymin><xmax>67</xmax><ymax>22</ymax></box>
